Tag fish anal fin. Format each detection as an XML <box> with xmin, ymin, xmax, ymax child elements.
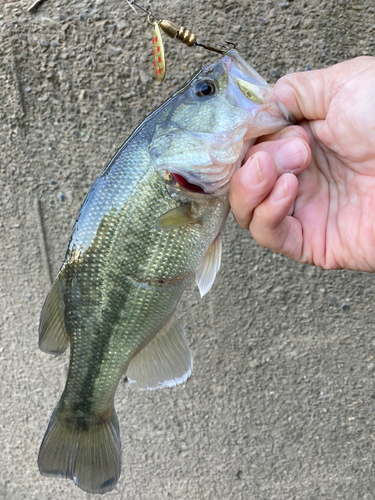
<box><xmin>195</xmin><ymin>233</ymin><xmax>222</xmax><ymax>298</ymax></box>
<box><xmin>156</xmin><ymin>203</ymin><xmax>199</xmax><ymax>230</ymax></box>
<box><xmin>38</xmin><ymin>406</ymin><xmax>122</xmax><ymax>494</ymax></box>
<box><xmin>126</xmin><ymin>313</ymin><xmax>192</xmax><ymax>391</ymax></box>
<box><xmin>39</xmin><ymin>275</ymin><xmax>69</xmax><ymax>355</ymax></box>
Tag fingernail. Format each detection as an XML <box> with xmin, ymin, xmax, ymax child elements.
<box><xmin>271</xmin><ymin>176</ymin><xmax>289</xmax><ymax>202</ymax></box>
<box><xmin>243</xmin><ymin>154</ymin><xmax>263</xmax><ymax>186</ymax></box>
<box><xmin>276</xmin><ymin>139</ymin><xmax>308</xmax><ymax>171</ymax></box>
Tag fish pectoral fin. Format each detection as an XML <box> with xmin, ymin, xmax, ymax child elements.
<box><xmin>126</xmin><ymin>313</ymin><xmax>192</xmax><ymax>391</ymax></box>
<box><xmin>195</xmin><ymin>233</ymin><xmax>222</xmax><ymax>298</ymax></box>
<box><xmin>39</xmin><ymin>274</ymin><xmax>70</xmax><ymax>355</ymax></box>
<box><xmin>156</xmin><ymin>203</ymin><xmax>199</xmax><ymax>230</ymax></box>
<box><xmin>38</xmin><ymin>405</ymin><xmax>121</xmax><ymax>494</ymax></box>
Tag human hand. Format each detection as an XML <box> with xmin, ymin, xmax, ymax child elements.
<box><xmin>230</xmin><ymin>57</ymin><xmax>375</xmax><ymax>271</ymax></box>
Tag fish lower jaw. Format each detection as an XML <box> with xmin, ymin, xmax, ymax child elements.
<box><xmin>171</xmin><ymin>173</ymin><xmax>207</xmax><ymax>194</ymax></box>
<box><xmin>171</xmin><ymin>171</ymin><xmax>232</xmax><ymax>197</ymax></box>
<box><xmin>167</xmin><ymin>160</ymin><xmax>239</xmax><ymax>197</ymax></box>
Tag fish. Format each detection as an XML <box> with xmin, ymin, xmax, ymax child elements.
<box><xmin>38</xmin><ymin>49</ymin><xmax>294</xmax><ymax>494</ymax></box>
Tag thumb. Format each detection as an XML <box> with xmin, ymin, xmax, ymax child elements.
<box><xmin>273</xmin><ymin>65</ymin><xmax>338</xmax><ymax>122</ymax></box>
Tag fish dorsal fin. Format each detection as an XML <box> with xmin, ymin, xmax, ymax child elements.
<box><xmin>39</xmin><ymin>274</ymin><xmax>70</xmax><ymax>355</ymax></box>
<box><xmin>156</xmin><ymin>204</ymin><xmax>199</xmax><ymax>230</ymax></box>
<box><xmin>126</xmin><ymin>314</ymin><xmax>192</xmax><ymax>391</ymax></box>
<box><xmin>195</xmin><ymin>234</ymin><xmax>222</xmax><ymax>298</ymax></box>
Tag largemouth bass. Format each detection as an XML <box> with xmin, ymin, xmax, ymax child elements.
<box><xmin>38</xmin><ymin>50</ymin><xmax>293</xmax><ymax>494</ymax></box>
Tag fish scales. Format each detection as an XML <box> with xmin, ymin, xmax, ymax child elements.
<box><xmin>38</xmin><ymin>50</ymin><xmax>294</xmax><ymax>494</ymax></box>
<box><xmin>63</xmin><ymin>173</ymin><xmax>225</xmax><ymax>412</ymax></box>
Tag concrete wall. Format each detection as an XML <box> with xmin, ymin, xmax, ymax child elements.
<box><xmin>1</xmin><ymin>0</ymin><xmax>375</xmax><ymax>498</ymax></box>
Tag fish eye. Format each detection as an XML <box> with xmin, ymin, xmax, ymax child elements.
<box><xmin>194</xmin><ymin>80</ymin><xmax>216</xmax><ymax>97</ymax></box>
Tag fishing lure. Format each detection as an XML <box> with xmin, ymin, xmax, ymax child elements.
<box><xmin>127</xmin><ymin>0</ymin><xmax>233</xmax><ymax>82</ymax></box>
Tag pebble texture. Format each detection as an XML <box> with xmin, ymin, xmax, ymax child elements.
<box><xmin>1</xmin><ymin>0</ymin><xmax>375</xmax><ymax>499</ymax></box>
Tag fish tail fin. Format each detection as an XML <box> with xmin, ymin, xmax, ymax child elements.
<box><xmin>38</xmin><ymin>405</ymin><xmax>122</xmax><ymax>494</ymax></box>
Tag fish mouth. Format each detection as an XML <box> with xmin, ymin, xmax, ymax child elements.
<box><xmin>171</xmin><ymin>173</ymin><xmax>207</xmax><ymax>194</ymax></box>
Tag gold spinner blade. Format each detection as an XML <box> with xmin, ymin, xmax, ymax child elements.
<box><xmin>151</xmin><ymin>21</ymin><xmax>166</xmax><ymax>82</ymax></box>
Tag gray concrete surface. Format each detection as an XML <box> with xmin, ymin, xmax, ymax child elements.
<box><xmin>1</xmin><ymin>0</ymin><xmax>375</xmax><ymax>498</ymax></box>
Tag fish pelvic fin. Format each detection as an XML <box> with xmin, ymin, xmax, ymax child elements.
<box><xmin>126</xmin><ymin>313</ymin><xmax>192</xmax><ymax>390</ymax></box>
<box><xmin>156</xmin><ymin>203</ymin><xmax>199</xmax><ymax>230</ymax></box>
<box><xmin>195</xmin><ymin>233</ymin><xmax>222</xmax><ymax>297</ymax></box>
<box><xmin>38</xmin><ymin>405</ymin><xmax>122</xmax><ymax>494</ymax></box>
<box><xmin>39</xmin><ymin>274</ymin><xmax>69</xmax><ymax>355</ymax></box>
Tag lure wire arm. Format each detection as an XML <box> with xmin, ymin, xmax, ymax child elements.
<box><xmin>126</xmin><ymin>0</ymin><xmax>137</xmax><ymax>13</ymax></box>
<box><xmin>194</xmin><ymin>42</ymin><xmax>225</xmax><ymax>55</ymax></box>
<box><xmin>126</xmin><ymin>0</ymin><xmax>150</xmax><ymax>16</ymax></box>
<box><xmin>127</xmin><ymin>1</ymin><xmax>160</xmax><ymax>27</ymax></box>
<box><xmin>195</xmin><ymin>40</ymin><xmax>236</xmax><ymax>55</ymax></box>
